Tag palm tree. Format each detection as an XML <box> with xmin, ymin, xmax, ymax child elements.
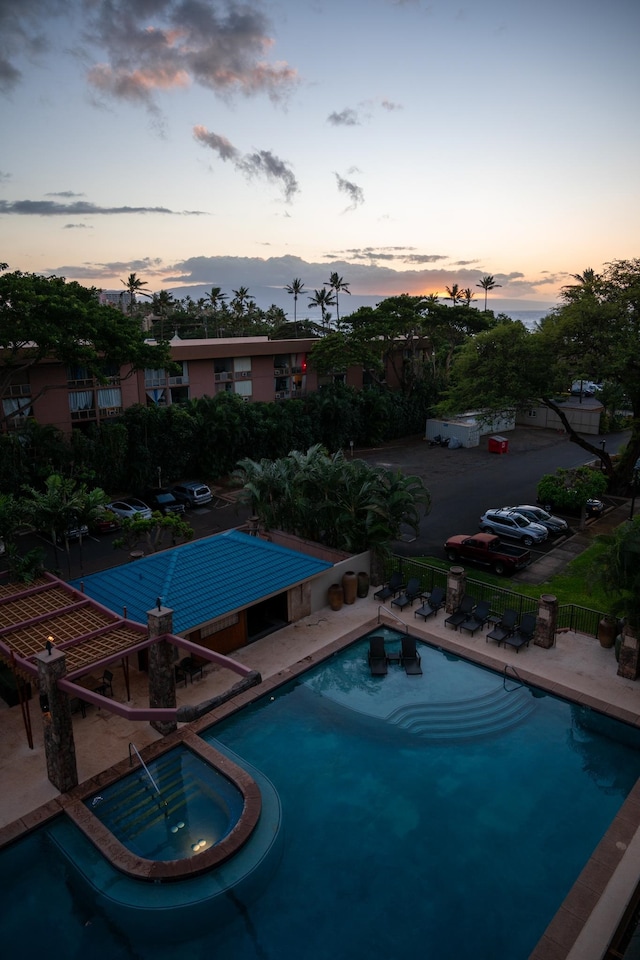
<box><xmin>285</xmin><ymin>278</ymin><xmax>306</xmax><ymax>336</ymax></box>
<box><xmin>308</xmin><ymin>288</ymin><xmax>336</xmax><ymax>331</ymax></box>
<box><xmin>151</xmin><ymin>290</ymin><xmax>175</xmax><ymax>340</ymax></box>
<box><xmin>462</xmin><ymin>288</ymin><xmax>476</xmax><ymax>307</ymax></box>
<box><xmin>21</xmin><ymin>474</ymin><xmax>83</xmax><ymax>576</ymax></box>
<box><xmin>121</xmin><ymin>273</ymin><xmax>152</xmax><ymax>316</ymax></box>
<box><xmin>444</xmin><ymin>284</ymin><xmax>465</xmax><ymax>307</ymax></box>
<box><xmin>326</xmin><ymin>273</ymin><xmax>351</xmax><ymax>328</ymax></box>
<box><xmin>476</xmin><ymin>275</ymin><xmax>502</xmax><ymax>312</ymax></box>
<box><xmin>74</xmin><ymin>485</ymin><xmax>110</xmax><ymax>577</ymax></box>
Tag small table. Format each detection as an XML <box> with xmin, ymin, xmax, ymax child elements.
<box><xmin>386</xmin><ymin>648</ymin><xmax>402</xmax><ymax>665</ymax></box>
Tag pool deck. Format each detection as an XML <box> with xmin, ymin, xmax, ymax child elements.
<box><xmin>1</xmin><ymin>595</ymin><xmax>640</xmax><ymax>959</ymax></box>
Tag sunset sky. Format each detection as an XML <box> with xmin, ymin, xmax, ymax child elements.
<box><xmin>1</xmin><ymin>0</ymin><xmax>638</xmax><ymax>314</ymax></box>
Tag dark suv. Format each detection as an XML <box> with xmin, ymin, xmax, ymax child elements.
<box><xmin>171</xmin><ymin>481</ymin><xmax>213</xmax><ymax>508</ymax></box>
<box><xmin>144</xmin><ymin>488</ymin><xmax>186</xmax><ymax>516</ymax></box>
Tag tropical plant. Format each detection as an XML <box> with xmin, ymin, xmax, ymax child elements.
<box><xmin>325</xmin><ymin>273</ymin><xmax>351</xmax><ymax>328</ymax></box>
<box><xmin>121</xmin><ymin>272</ymin><xmax>152</xmax><ymax>316</ymax></box>
<box><xmin>444</xmin><ymin>283</ymin><xmax>465</xmax><ymax>307</ymax></box>
<box><xmin>590</xmin><ymin>517</ymin><xmax>640</xmax><ymax>629</ymax></box>
<box><xmin>113</xmin><ymin>512</ymin><xmax>194</xmax><ymax>555</ymax></box>
<box><xmin>285</xmin><ymin>278</ymin><xmax>306</xmax><ymax>335</ymax></box>
<box><xmin>232</xmin><ymin>445</ymin><xmax>430</xmax><ymax>563</ymax></box>
<box><xmin>21</xmin><ymin>474</ymin><xmax>84</xmax><ymax>575</ymax></box>
<box><xmin>476</xmin><ymin>275</ymin><xmax>502</xmax><ymax>311</ymax></box>
<box><xmin>308</xmin><ymin>288</ymin><xmax>336</xmax><ymax>331</ymax></box>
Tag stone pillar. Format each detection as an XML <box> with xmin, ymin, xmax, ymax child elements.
<box><xmin>35</xmin><ymin>647</ymin><xmax>78</xmax><ymax>792</ymax></box>
<box><xmin>446</xmin><ymin>566</ymin><xmax>466</xmax><ymax>614</ymax></box>
<box><xmin>534</xmin><ymin>594</ymin><xmax>558</xmax><ymax>649</ymax></box>
<box><xmin>617</xmin><ymin>624</ymin><xmax>640</xmax><ymax>680</ymax></box>
<box><xmin>147</xmin><ymin>603</ymin><xmax>178</xmax><ymax>735</ymax></box>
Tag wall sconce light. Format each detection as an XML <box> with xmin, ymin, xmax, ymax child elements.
<box><xmin>39</xmin><ymin>692</ymin><xmax>50</xmax><ymax>715</ymax></box>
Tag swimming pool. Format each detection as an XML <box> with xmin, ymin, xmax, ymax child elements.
<box><xmin>2</xmin><ymin>626</ymin><xmax>640</xmax><ymax>959</ymax></box>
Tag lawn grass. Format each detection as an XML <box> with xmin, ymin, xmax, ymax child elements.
<box><xmin>416</xmin><ymin>540</ymin><xmax>610</xmax><ymax>612</ymax></box>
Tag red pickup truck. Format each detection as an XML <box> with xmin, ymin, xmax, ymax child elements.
<box><xmin>443</xmin><ymin>533</ymin><xmax>531</xmax><ymax>576</ymax></box>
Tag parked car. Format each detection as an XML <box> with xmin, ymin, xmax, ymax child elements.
<box><xmin>570</xmin><ymin>380</ymin><xmax>601</xmax><ymax>396</ymax></box>
<box><xmin>91</xmin><ymin>507</ymin><xmax>121</xmax><ymax>534</ymax></box>
<box><xmin>107</xmin><ymin>498</ymin><xmax>153</xmax><ymax>521</ymax></box>
<box><xmin>444</xmin><ymin>533</ymin><xmax>530</xmax><ymax>576</ymax></box>
<box><xmin>537</xmin><ymin>495</ymin><xmax>605</xmax><ymax>519</ymax></box>
<box><xmin>479</xmin><ymin>508</ymin><xmax>548</xmax><ymax>546</ymax></box>
<box><xmin>144</xmin><ymin>488</ymin><xmax>186</xmax><ymax>516</ymax></box>
<box><xmin>504</xmin><ymin>505</ymin><xmax>569</xmax><ymax>537</ymax></box>
<box><xmin>171</xmin><ymin>481</ymin><xmax>213</xmax><ymax>508</ymax></box>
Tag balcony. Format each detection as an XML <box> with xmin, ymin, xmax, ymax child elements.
<box><xmin>214</xmin><ymin>372</ymin><xmax>232</xmax><ymax>382</ymax></box>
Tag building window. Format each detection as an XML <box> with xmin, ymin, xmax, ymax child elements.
<box><xmin>234</xmin><ymin>379</ymin><xmax>252</xmax><ymax>398</ymax></box>
<box><xmin>97</xmin><ymin>387</ymin><xmax>123</xmax><ymax>417</ymax></box>
<box><xmin>214</xmin><ymin>358</ymin><xmax>233</xmax><ymax>382</ymax></box>
<box><xmin>527</xmin><ymin>409</ymin><xmax>537</xmax><ymax>418</ymax></box>
<box><xmin>145</xmin><ymin>368</ymin><xmax>167</xmax><ymax>388</ymax></box>
<box><xmin>168</xmin><ymin>361</ymin><xmax>188</xmax><ymax>385</ymax></box>
<box><xmin>274</xmin><ymin>354</ymin><xmax>290</xmax><ymax>375</ymax></box>
<box><xmin>234</xmin><ymin>357</ymin><xmax>252</xmax><ymax>378</ymax></box>
<box><xmin>67</xmin><ymin>364</ymin><xmax>93</xmax><ymax>387</ymax></box>
<box><xmin>69</xmin><ymin>390</ymin><xmax>95</xmax><ymax>420</ymax></box>
<box><xmin>2</xmin><ymin>396</ymin><xmax>32</xmax><ymax>428</ymax></box>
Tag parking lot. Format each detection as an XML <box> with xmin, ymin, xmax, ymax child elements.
<box><xmin>358</xmin><ymin>425</ymin><xmax>629</xmax><ymax>562</ymax></box>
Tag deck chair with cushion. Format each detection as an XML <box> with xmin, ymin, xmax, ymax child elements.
<box><xmin>486</xmin><ymin>608</ymin><xmax>518</xmax><ymax>646</ymax></box>
<box><xmin>391</xmin><ymin>577</ymin><xmax>422</xmax><ymax>611</ymax></box>
<box><xmin>459</xmin><ymin>599</ymin><xmax>492</xmax><ymax>637</ymax></box>
<box><xmin>503</xmin><ymin>613</ymin><xmax>537</xmax><ymax>653</ymax></box>
<box><xmin>400</xmin><ymin>636</ymin><xmax>423</xmax><ymax>675</ymax></box>
<box><xmin>444</xmin><ymin>595</ymin><xmax>476</xmax><ymax>631</ymax></box>
<box><xmin>367</xmin><ymin>635</ymin><xmax>388</xmax><ymax>676</ymax></box>
<box><xmin>414</xmin><ymin>585</ymin><xmax>445</xmax><ymax>621</ymax></box>
<box><xmin>374</xmin><ymin>571</ymin><xmax>405</xmax><ymax>603</ymax></box>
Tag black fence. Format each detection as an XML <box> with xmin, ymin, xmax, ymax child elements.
<box><xmin>386</xmin><ymin>555</ymin><xmax>605</xmax><ymax>639</ymax></box>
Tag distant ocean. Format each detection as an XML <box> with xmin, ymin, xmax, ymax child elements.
<box><xmin>502</xmin><ymin>309</ymin><xmax>553</xmax><ymax>331</ymax></box>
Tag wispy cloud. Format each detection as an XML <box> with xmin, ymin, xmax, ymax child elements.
<box><xmin>334</xmin><ymin>173</ymin><xmax>364</xmax><ymax>210</ymax></box>
<box><xmin>194</xmin><ymin>125</ymin><xmax>299</xmax><ymax>202</ymax></box>
<box><xmin>0</xmin><ymin>199</ymin><xmax>206</xmax><ymax>216</ymax></box>
<box><xmin>327</xmin><ymin>107</ymin><xmax>360</xmax><ymax>127</ymax></box>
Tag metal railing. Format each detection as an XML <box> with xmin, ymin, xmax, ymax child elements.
<box><xmin>128</xmin><ymin>742</ymin><xmax>167</xmax><ymax>812</ymax></box>
<box><xmin>385</xmin><ymin>555</ymin><xmax>606</xmax><ymax>640</ymax></box>
<box><xmin>377</xmin><ymin>605</ymin><xmax>409</xmax><ymax>633</ymax></box>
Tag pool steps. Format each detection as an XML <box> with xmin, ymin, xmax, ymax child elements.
<box><xmin>385</xmin><ymin>685</ymin><xmax>536</xmax><ymax>740</ymax></box>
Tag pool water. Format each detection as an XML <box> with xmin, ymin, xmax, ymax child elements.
<box><xmin>86</xmin><ymin>746</ymin><xmax>245</xmax><ymax>860</ymax></box>
<box><xmin>2</xmin><ymin>628</ymin><xmax>640</xmax><ymax>959</ymax></box>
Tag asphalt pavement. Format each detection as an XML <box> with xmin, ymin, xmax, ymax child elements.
<box><xmin>358</xmin><ymin>425</ymin><xmax>631</xmax><ymax>564</ymax></box>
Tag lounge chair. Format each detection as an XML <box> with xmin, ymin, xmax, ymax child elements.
<box><xmin>374</xmin><ymin>571</ymin><xmax>405</xmax><ymax>603</ymax></box>
<box><xmin>391</xmin><ymin>577</ymin><xmax>422</xmax><ymax>610</ymax></box>
<box><xmin>486</xmin><ymin>608</ymin><xmax>518</xmax><ymax>646</ymax></box>
<box><xmin>367</xmin><ymin>636</ymin><xmax>388</xmax><ymax>676</ymax></box>
<box><xmin>400</xmin><ymin>636</ymin><xmax>423</xmax><ymax>675</ymax></box>
<box><xmin>503</xmin><ymin>613</ymin><xmax>537</xmax><ymax>652</ymax></box>
<box><xmin>444</xmin><ymin>595</ymin><xmax>476</xmax><ymax>631</ymax></box>
<box><xmin>414</xmin><ymin>585</ymin><xmax>445</xmax><ymax>621</ymax></box>
<box><xmin>459</xmin><ymin>600</ymin><xmax>492</xmax><ymax>636</ymax></box>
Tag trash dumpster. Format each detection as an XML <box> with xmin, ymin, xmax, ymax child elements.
<box><xmin>488</xmin><ymin>435</ymin><xmax>509</xmax><ymax>454</ymax></box>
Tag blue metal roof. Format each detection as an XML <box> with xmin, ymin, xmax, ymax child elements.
<box><xmin>71</xmin><ymin>530</ymin><xmax>332</xmax><ymax>634</ymax></box>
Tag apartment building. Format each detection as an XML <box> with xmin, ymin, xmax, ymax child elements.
<box><xmin>1</xmin><ymin>336</ymin><xmax>364</xmax><ymax>436</ymax></box>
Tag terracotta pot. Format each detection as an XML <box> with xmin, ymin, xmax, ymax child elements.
<box><xmin>342</xmin><ymin>571</ymin><xmax>357</xmax><ymax>605</ymax></box>
<box><xmin>598</xmin><ymin>617</ymin><xmax>616</xmax><ymax>649</ymax></box>
<box><xmin>357</xmin><ymin>571</ymin><xmax>370</xmax><ymax>598</ymax></box>
<box><xmin>328</xmin><ymin>584</ymin><xmax>344</xmax><ymax>611</ymax></box>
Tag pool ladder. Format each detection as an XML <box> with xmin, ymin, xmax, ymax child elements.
<box><xmin>377</xmin><ymin>605</ymin><xmax>409</xmax><ymax>633</ymax></box>
<box><xmin>503</xmin><ymin>663</ymin><xmax>524</xmax><ymax>692</ymax></box>
<box><xmin>129</xmin><ymin>742</ymin><xmax>168</xmax><ymax>815</ymax></box>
